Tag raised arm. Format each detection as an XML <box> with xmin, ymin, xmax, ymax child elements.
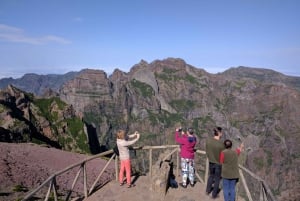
<box><xmin>236</xmin><ymin>142</ymin><xmax>244</xmax><ymax>155</ymax></box>
<box><xmin>175</xmin><ymin>128</ymin><xmax>184</xmax><ymax>144</ymax></box>
<box><xmin>123</xmin><ymin>133</ymin><xmax>140</xmax><ymax>147</ymax></box>
<box><xmin>128</xmin><ymin>131</ymin><xmax>139</xmax><ymax>138</ymax></box>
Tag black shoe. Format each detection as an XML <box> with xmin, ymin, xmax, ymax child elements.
<box><xmin>206</xmin><ymin>187</ymin><xmax>213</xmax><ymax>195</ymax></box>
<box><xmin>190</xmin><ymin>183</ymin><xmax>195</xmax><ymax>187</ymax></box>
<box><xmin>212</xmin><ymin>188</ymin><xmax>221</xmax><ymax>195</ymax></box>
<box><xmin>212</xmin><ymin>189</ymin><xmax>221</xmax><ymax>199</ymax></box>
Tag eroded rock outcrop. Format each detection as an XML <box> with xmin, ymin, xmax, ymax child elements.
<box><xmin>1</xmin><ymin>58</ymin><xmax>300</xmax><ymax>201</ymax></box>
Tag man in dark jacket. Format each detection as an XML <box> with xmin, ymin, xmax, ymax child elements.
<box><xmin>205</xmin><ymin>127</ymin><xmax>224</xmax><ymax>199</ymax></box>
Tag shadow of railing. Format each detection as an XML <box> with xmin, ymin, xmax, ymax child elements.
<box><xmin>22</xmin><ymin>145</ymin><xmax>277</xmax><ymax>201</ymax></box>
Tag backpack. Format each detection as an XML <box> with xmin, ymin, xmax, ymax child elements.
<box><xmin>113</xmin><ymin>144</ymin><xmax>119</xmax><ymax>156</ymax></box>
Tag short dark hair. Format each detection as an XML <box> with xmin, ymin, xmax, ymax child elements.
<box><xmin>224</xmin><ymin>139</ymin><xmax>232</xmax><ymax>149</ymax></box>
<box><xmin>213</xmin><ymin>127</ymin><xmax>222</xmax><ymax>136</ymax></box>
<box><xmin>188</xmin><ymin>128</ymin><xmax>194</xmax><ymax>134</ymax></box>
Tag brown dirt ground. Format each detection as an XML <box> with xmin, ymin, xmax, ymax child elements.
<box><xmin>84</xmin><ymin>174</ymin><xmax>229</xmax><ymax>201</ymax></box>
<box><xmin>0</xmin><ymin>142</ymin><xmax>115</xmax><ymax>201</ymax></box>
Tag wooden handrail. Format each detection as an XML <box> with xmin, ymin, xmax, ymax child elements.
<box><xmin>22</xmin><ymin>150</ymin><xmax>113</xmax><ymax>201</ymax></box>
<box><xmin>238</xmin><ymin>165</ymin><xmax>277</xmax><ymax>201</ymax></box>
<box><xmin>22</xmin><ymin>145</ymin><xmax>276</xmax><ymax>201</ymax></box>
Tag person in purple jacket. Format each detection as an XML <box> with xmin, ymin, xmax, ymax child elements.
<box><xmin>175</xmin><ymin>127</ymin><xmax>197</xmax><ymax>188</ymax></box>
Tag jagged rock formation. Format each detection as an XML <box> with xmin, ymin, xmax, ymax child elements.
<box><xmin>59</xmin><ymin>69</ymin><xmax>113</xmax><ymax>116</ymax></box>
<box><xmin>151</xmin><ymin>150</ymin><xmax>172</xmax><ymax>197</ymax></box>
<box><xmin>1</xmin><ymin>58</ymin><xmax>300</xmax><ymax>200</ymax></box>
<box><xmin>0</xmin><ymin>85</ymin><xmax>89</xmax><ymax>153</ymax></box>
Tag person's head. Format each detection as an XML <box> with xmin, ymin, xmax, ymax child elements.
<box><xmin>224</xmin><ymin>139</ymin><xmax>232</xmax><ymax>149</ymax></box>
<box><xmin>187</xmin><ymin>128</ymin><xmax>194</xmax><ymax>135</ymax></box>
<box><xmin>213</xmin><ymin>127</ymin><xmax>222</xmax><ymax>137</ymax></box>
<box><xmin>117</xmin><ymin>130</ymin><xmax>126</xmax><ymax>140</ymax></box>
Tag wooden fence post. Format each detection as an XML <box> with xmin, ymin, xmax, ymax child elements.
<box><xmin>44</xmin><ymin>178</ymin><xmax>54</xmax><ymax>201</ymax></box>
<box><xmin>176</xmin><ymin>148</ymin><xmax>179</xmax><ymax>179</ymax></box>
<box><xmin>52</xmin><ymin>177</ymin><xmax>58</xmax><ymax>201</ymax></box>
<box><xmin>83</xmin><ymin>163</ymin><xmax>88</xmax><ymax>198</ymax></box>
<box><xmin>149</xmin><ymin>148</ymin><xmax>153</xmax><ymax>179</ymax></box>
<box><xmin>89</xmin><ymin>154</ymin><xmax>116</xmax><ymax>194</ymax></box>
<box><xmin>115</xmin><ymin>155</ymin><xmax>119</xmax><ymax>182</ymax></box>
<box><xmin>205</xmin><ymin>158</ymin><xmax>209</xmax><ymax>185</ymax></box>
<box><xmin>239</xmin><ymin>169</ymin><xmax>253</xmax><ymax>201</ymax></box>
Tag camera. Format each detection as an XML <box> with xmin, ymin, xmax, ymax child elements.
<box><xmin>178</xmin><ymin>128</ymin><xmax>183</xmax><ymax>132</ymax></box>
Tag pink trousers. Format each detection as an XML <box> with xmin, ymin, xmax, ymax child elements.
<box><xmin>119</xmin><ymin>159</ymin><xmax>131</xmax><ymax>184</ymax></box>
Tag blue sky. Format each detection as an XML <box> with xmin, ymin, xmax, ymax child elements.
<box><xmin>0</xmin><ymin>0</ymin><xmax>299</xmax><ymax>79</ymax></box>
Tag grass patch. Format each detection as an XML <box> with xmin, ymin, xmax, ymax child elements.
<box><xmin>13</xmin><ymin>184</ymin><xmax>28</xmax><ymax>192</ymax></box>
<box><xmin>131</xmin><ymin>79</ymin><xmax>155</xmax><ymax>98</ymax></box>
<box><xmin>33</xmin><ymin>97</ymin><xmax>67</xmax><ymax>122</ymax></box>
<box><xmin>169</xmin><ymin>99</ymin><xmax>195</xmax><ymax>111</ymax></box>
<box><xmin>253</xmin><ymin>157</ymin><xmax>264</xmax><ymax>170</ymax></box>
<box><xmin>147</xmin><ymin>110</ymin><xmax>184</xmax><ymax>127</ymax></box>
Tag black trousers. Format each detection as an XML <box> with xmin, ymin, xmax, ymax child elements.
<box><xmin>206</xmin><ymin>162</ymin><xmax>222</xmax><ymax>198</ymax></box>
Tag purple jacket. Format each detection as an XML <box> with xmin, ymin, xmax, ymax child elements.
<box><xmin>175</xmin><ymin>131</ymin><xmax>197</xmax><ymax>159</ymax></box>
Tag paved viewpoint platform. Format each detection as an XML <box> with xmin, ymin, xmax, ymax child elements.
<box><xmin>83</xmin><ymin>175</ymin><xmax>239</xmax><ymax>201</ymax></box>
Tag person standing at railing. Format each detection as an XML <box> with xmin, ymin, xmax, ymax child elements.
<box><xmin>116</xmin><ymin>129</ymin><xmax>140</xmax><ymax>188</ymax></box>
<box><xmin>205</xmin><ymin>127</ymin><xmax>224</xmax><ymax>199</ymax></box>
<box><xmin>175</xmin><ymin>127</ymin><xmax>197</xmax><ymax>188</ymax></box>
<box><xmin>220</xmin><ymin>139</ymin><xmax>244</xmax><ymax>201</ymax></box>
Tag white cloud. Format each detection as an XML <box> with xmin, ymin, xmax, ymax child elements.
<box><xmin>0</xmin><ymin>24</ymin><xmax>71</xmax><ymax>45</ymax></box>
<box><xmin>41</xmin><ymin>35</ymin><xmax>71</xmax><ymax>44</ymax></box>
<box><xmin>0</xmin><ymin>24</ymin><xmax>22</xmax><ymax>32</ymax></box>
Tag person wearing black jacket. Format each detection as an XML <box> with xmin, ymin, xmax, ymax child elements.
<box><xmin>205</xmin><ymin>127</ymin><xmax>224</xmax><ymax>199</ymax></box>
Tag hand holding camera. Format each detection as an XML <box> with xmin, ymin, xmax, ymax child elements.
<box><xmin>176</xmin><ymin>127</ymin><xmax>183</xmax><ymax>132</ymax></box>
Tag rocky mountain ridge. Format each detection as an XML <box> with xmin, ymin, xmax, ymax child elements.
<box><xmin>0</xmin><ymin>85</ymin><xmax>89</xmax><ymax>153</ymax></box>
<box><xmin>0</xmin><ymin>71</ymin><xmax>78</xmax><ymax>96</ymax></box>
<box><xmin>1</xmin><ymin>58</ymin><xmax>300</xmax><ymax>201</ymax></box>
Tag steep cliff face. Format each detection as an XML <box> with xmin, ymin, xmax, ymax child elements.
<box><xmin>59</xmin><ymin>69</ymin><xmax>113</xmax><ymax>115</ymax></box>
<box><xmin>56</xmin><ymin>58</ymin><xmax>300</xmax><ymax>201</ymax></box>
<box><xmin>0</xmin><ymin>85</ymin><xmax>89</xmax><ymax>153</ymax></box>
<box><xmin>1</xmin><ymin>58</ymin><xmax>300</xmax><ymax>200</ymax></box>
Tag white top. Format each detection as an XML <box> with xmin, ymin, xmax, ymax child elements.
<box><xmin>117</xmin><ymin>133</ymin><xmax>140</xmax><ymax>160</ymax></box>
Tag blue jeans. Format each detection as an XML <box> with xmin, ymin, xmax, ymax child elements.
<box><xmin>206</xmin><ymin>162</ymin><xmax>222</xmax><ymax>198</ymax></box>
<box><xmin>223</xmin><ymin>178</ymin><xmax>238</xmax><ymax>201</ymax></box>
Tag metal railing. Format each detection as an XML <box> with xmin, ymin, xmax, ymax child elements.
<box><xmin>22</xmin><ymin>145</ymin><xmax>277</xmax><ymax>201</ymax></box>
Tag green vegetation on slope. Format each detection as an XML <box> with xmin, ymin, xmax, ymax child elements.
<box><xmin>130</xmin><ymin>79</ymin><xmax>154</xmax><ymax>98</ymax></box>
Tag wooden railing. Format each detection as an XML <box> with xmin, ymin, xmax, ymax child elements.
<box><xmin>22</xmin><ymin>149</ymin><xmax>115</xmax><ymax>201</ymax></box>
<box><xmin>237</xmin><ymin>165</ymin><xmax>277</xmax><ymax>201</ymax></box>
<box><xmin>22</xmin><ymin>145</ymin><xmax>277</xmax><ymax>201</ymax></box>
